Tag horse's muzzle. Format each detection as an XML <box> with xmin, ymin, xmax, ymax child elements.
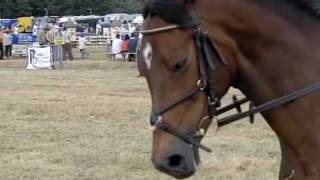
<box><xmin>152</xmin><ymin>137</ymin><xmax>198</xmax><ymax>179</ymax></box>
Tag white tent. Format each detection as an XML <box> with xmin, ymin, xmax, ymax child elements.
<box><xmin>132</xmin><ymin>16</ymin><xmax>144</xmax><ymax>24</ymax></box>
<box><xmin>104</xmin><ymin>13</ymin><xmax>130</xmax><ymax>22</ymax></box>
<box><xmin>58</xmin><ymin>17</ymin><xmax>70</xmax><ymax>23</ymax></box>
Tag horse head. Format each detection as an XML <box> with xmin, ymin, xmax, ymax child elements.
<box><xmin>138</xmin><ymin>0</ymin><xmax>233</xmax><ymax>178</ymax></box>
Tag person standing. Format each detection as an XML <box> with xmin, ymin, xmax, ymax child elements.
<box><xmin>54</xmin><ymin>27</ymin><xmax>65</xmax><ymax>46</ymax></box>
<box><xmin>4</xmin><ymin>31</ymin><xmax>13</xmax><ymax>58</ymax></box>
<box><xmin>78</xmin><ymin>33</ymin><xmax>88</xmax><ymax>59</ymax></box>
<box><xmin>37</xmin><ymin>27</ymin><xmax>49</xmax><ymax>46</ymax></box>
<box><xmin>0</xmin><ymin>30</ymin><xmax>4</xmax><ymax>60</ymax></box>
<box><xmin>46</xmin><ymin>27</ymin><xmax>55</xmax><ymax>45</ymax></box>
<box><xmin>62</xmin><ymin>27</ymin><xmax>73</xmax><ymax>60</ymax></box>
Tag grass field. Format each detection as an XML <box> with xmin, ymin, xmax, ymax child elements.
<box><xmin>0</xmin><ymin>48</ymin><xmax>280</xmax><ymax>180</ymax></box>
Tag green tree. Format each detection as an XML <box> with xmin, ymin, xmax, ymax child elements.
<box><xmin>0</xmin><ymin>0</ymin><xmax>146</xmax><ymax>18</ymax></box>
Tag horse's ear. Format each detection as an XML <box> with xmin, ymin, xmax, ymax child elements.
<box><xmin>184</xmin><ymin>0</ymin><xmax>196</xmax><ymax>4</ymax></box>
<box><xmin>183</xmin><ymin>0</ymin><xmax>196</xmax><ymax>9</ymax></box>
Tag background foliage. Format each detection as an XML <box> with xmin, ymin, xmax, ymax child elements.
<box><xmin>0</xmin><ymin>0</ymin><xmax>146</xmax><ymax>18</ymax></box>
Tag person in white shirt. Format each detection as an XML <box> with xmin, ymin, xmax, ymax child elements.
<box><xmin>112</xmin><ymin>34</ymin><xmax>123</xmax><ymax>54</ymax></box>
<box><xmin>78</xmin><ymin>33</ymin><xmax>88</xmax><ymax>59</ymax></box>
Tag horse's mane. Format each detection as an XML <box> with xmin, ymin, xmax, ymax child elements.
<box><xmin>143</xmin><ymin>0</ymin><xmax>320</xmax><ymax>25</ymax></box>
<box><xmin>290</xmin><ymin>0</ymin><xmax>320</xmax><ymax>16</ymax></box>
<box><xmin>254</xmin><ymin>0</ymin><xmax>320</xmax><ymax>21</ymax></box>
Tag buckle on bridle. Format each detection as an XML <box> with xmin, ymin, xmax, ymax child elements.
<box><xmin>150</xmin><ymin>112</ymin><xmax>163</xmax><ymax>126</ymax></box>
<box><xmin>197</xmin><ymin>80</ymin><xmax>206</xmax><ymax>91</ymax></box>
<box><xmin>208</xmin><ymin>96</ymin><xmax>221</xmax><ymax>108</ymax></box>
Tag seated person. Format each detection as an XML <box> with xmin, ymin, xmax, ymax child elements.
<box><xmin>112</xmin><ymin>34</ymin><xmax>123</xmax><ymax>54</ymax></box>
<box><xmin>128</xmin><ymin>34</ymin><xmax>138</xmax><ymax>61</ymax></box>
<box><xmin>121</xmin><ymin>34</ymin><xmax>130</xmax><ymax>53</ymax></box>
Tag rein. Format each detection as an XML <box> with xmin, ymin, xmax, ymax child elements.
<box><xmin>217</xmin><ymin>82</ymin><xmax>320</xmax><ymax>126</ymax></box>
<box><xmin>141</xmin><ymin>24</ymin><xmax>320</xmax><ymax>153</ymax></box>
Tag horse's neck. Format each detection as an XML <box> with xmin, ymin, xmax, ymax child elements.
<box><xmin>198</xmin><ymin>0</ymin><xmax>320</xmax><ymax>103</ymax></box>
<box><xmin>197</xmin><ymin>0</ymin><xmax>320</xmax><ymax>177</ymax></box>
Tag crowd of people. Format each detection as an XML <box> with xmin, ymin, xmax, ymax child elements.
<box><xmin>0</xmin><ymin>29</ymin><xmax>13</xmax><ymax>60</ymax></box>
<box><xmin>36</xmin><ymin>24</ymin><xmax>140</xmax><ymax>61</ymax></box>
<box><xmin>37</xmin><ymin>26</ymin><xmax>74</xmax><ymax>61</ymax></box>
<box><xmin>0</xmin><ymin>25</ymin><xmax>141</xmax><ymax>62</ymax></box>
<box><xmin>0</xmin><ymin>13</ymin><xmax>144</xmax><ymax>62</ymax></box>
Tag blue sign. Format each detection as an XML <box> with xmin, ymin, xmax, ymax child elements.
<box><xmin>0</xmin><ymin>19</ymin><xmax>17</xmax><ymax>27</ymax></box>
<box><xmin>11</xmin><ymin>33</ymin><xmax>37</xmax><ymax>44</ymax></box>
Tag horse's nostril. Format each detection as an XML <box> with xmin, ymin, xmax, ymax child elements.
<box><xmin>168</xmin><ymin>154</ymin><xmax>184</xmax><ymax>167</ymax></box>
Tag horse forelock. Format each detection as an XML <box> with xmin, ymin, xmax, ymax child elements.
<box><xmin>143</xmin><ymin>0</ymin><xmax>195</xmax><ymax>25</ymax></box>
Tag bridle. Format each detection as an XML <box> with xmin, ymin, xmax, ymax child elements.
<box><xmin>141</xmin><ymin>18</ymin><xmax>320</xmax><ymax>153</ymax></box>
<box><xmin>141</xmin><ymin>21</ymin><xmax>229</xmax><ymax>152</ymax></box>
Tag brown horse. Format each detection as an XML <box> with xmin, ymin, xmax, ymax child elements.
<box><xmin>138</xmin><ymin>0</ymin><xmax>320</xmax><ymax>179</ymax></box>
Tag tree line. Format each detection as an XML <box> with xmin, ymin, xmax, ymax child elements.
<box><xmin>0</xmin><ymin>0</ymin><xmax>146</xmax><ymax>18</ymax></box>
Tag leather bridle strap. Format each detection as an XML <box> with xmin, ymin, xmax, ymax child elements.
<box><xmin>140</xmin><ymin>25</ymin><xmax>180</xmax><ymax>35</ymax></box>
<box><xmin>150</xmin><ymin>82</ymin><xmax>204</xmax><ymax>126</ymax></box>
<box><xmin>218</xmin><ymin>82</ymin><xmax>320</xmax><ymax>127</ymax></box>
<box><xmin>216</xmin><ymin>98</ymin><xmax>249</xmax><ymax>115</ymax></box>
<box><xmin>157</xmin><ymin>120</ymin><xmax>212</xmax><ymax>152</ymax></box>
<box><xmin>147</xmin><ymin>27</ymin><xmax>217</xmax><ymax>152</ymax></box>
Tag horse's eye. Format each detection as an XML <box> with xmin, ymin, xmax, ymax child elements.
<box><xmin>173</xmin><ymin>59</ymin><xmax>187</xmax><ymax>73</ymax></box>
<box><xmin>172</xmin><ymin>58</ymin><xmax>188</xmax><ymax>73</ymax></box>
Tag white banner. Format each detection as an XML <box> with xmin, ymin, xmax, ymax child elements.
<box><xmin>26</xmin><ymin>46</ymin><xmax>63</xmax><ymax>70</ymax></box>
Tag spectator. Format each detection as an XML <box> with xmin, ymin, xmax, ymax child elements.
<box><xmin>37</xmin><ymin>27</ymin><xmax>49</xmax><ymax>46</ymax></box>
<box><xmin>121</xmin><ymin>34</ymin><xmax>130</xmax><ymax>53</ymax></box>
<box><xmin>112</xmin><ymin>34</ymin><xmax>123</xmax><ymax>54</ymax></box>
<box><xmin>0</xmin><ymin>30</ymin><xmax>4</xmax><ymax>60</ymax></box>
<box><xmin>78</xmin><ymin>33</ymin><xmax>88</xmax><ymax>59</ymax></box>
<box><xmin>54</xmin><ymin>27</ymin><xmax>64</xmax><ymax>44</ymax></box>
<box><xmin>62</xmin><ymin>27</ymin><xmax>73</xmax><ymax>61</ymax></box>
<box><xmin>3</xmin><ymin>31</ymin><xmax>13</xmax><ymax>58</ymax></box>
<box><xmin>128</xmin><ymin>34</ymin><xmax>138</xmax><ymax>62</ymax></box>
<box><xmin>46</xmin><ymin>27</ymin><xmax>55</xmax><ymax>45</ymax></box>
